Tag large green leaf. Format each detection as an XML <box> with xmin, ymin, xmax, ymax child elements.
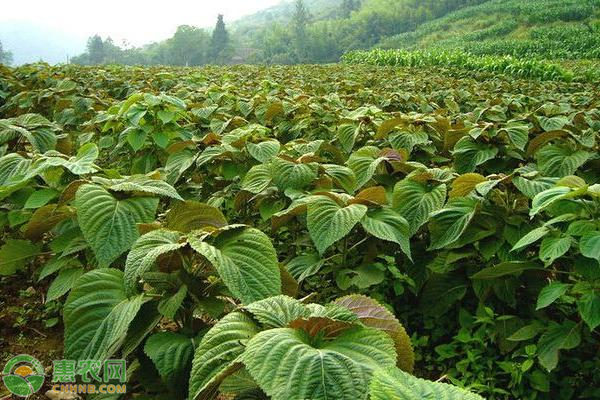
<box><xmin>369</xmin><ymin>368</ymin><xmax>484</xmax><ymax>400</ymax></box>
<box><xmin>271</xmin><ymin>158</ymin><xmax>318</xmax><ymax>190</ymax></box>
<box><xmin>537</xmin><ymin>321</ymin><xmax>581</xmax><ymax>371</ymax></box>
<box><xmin>93</xmin><ymin>174</ymin><xmax>183</xmax><ymax>200</ymax></box>
<box><xmin>245</xmin><ymin>295</ymin><xmax>309</xmax><ymax>329</ymax></box>
<box><xmin>530</xmin><ymin>186</ymin><xmax>571</xmax><ymax>216</ymax></box>
<box><xmin>242</xmin><ymin>326</ymin><xmax>396</xmax><ymax>400</ymax></box>
<box><xmin>580</xmin><ymin>231</ymin><xmax>600</xmax><ymax>262</ymax></box>
<box><xmin>307</xmin><ymin>195</ymin><xmax>367</xmax><ymax>255</ymax></box>
<box><xmin>0</xmin><ymin>239</ymin><xmax>41</xmax><ymax>276</ymax></box>
<box><xmin>360</xmin><ymin>208</ymin><xmax>412</xmax><ymax>259</ymax></box>
<box><xmin>144</xmin><ymin>332</ymin><xmax>194</xmax><ymax>393</ymax></box>
<box><xmin>64</xmin><ymin>269</ymin><xmax>145</xmax><ymax>361</ymax></box>
<box><xmin>41</xmin><ymin>143</ymin><xmax>99</xmax><ymax>175</ymax></box>
<box><xmin>74</xmin><ymin>184</ymin><xmax>158</xmax><ymax>267</ymax></box>
<box><xmin>165</xmin><ymin>201</ymin><xmax>228</xmax><ymax>233</ymax></box>
<box><xmin>539</xmin><ymin>235</ymin><xmax>571</xmax><ymax>265</ymax></box>
<box><xmin>536</xmin><ymin>144</ymin><xmax>590</xmax><ymax>177</ymax></box>
<box><xmin>536</xmin><ymin>282</ymin><xmax>569</xmax><ymax>310</ymax></box>
<box><xmin>577</xmin><ymin>292</ymin><xmax>600</xmax><ymax>331</ymax></box>
<box><xmin>452</xmin><ymin>137</ymin><xmax>498</xmax><ymax>174</ymax></box>
<box><xmin>247</xmin><ymin>140</ymin><xmax>280</xmax><ymax>162</ymax></box>
<box><xmin>428</xmin><ymin>198</ymin><xmax>478</xmax><ymax>250</ymax></box>
<box><xmin>392</xmin><ymin>178</ymin><xmax>447</xmax><ymax>234</ymax></box>
<box><xmin>189</xmin><ymin>227</ymin><xmax>281</xmax><ymax>304</ymax></box>
<box><xmin>347</xmin><ymin>146</ymin><xmax>386</xmax><ymax>189</ymax></box>
<box><xmin>124</xmin><ymin>229</ymin><xmax>186</xmax><ymax>295</ymax></box>
<box><xmin>334</xmin><ymin>295</ymin><xmax>414</xmax><ymax>373</ymax></box>
<box><xmin>189</xmin><ymin>312</ymin><xmax>260</xmax><ymax>400</ymax></box>
<box><xmin>0</xmin><ymin>113</ymin><xmax>57</xmax><ymax>153</ymax></box>
<box><xmin>242</xmin><ymin>164</ymin><xmax>273</xmax><ymax>194</ymax></box>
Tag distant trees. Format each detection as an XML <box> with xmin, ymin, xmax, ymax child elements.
<box><xmin>170</xmin><ymin>25</ymin><xmax>210</xmax><ymax>66</ymax></box>
<box><xmin>292</xmin><ymin>0</ymin><xmax>311</xmax><ymax>62</ymax></box>
<box><xmin>0</xmin><ymin>40</ymin><xmax>13</xmax><ymax>65</ymax></box>
<box><xmin>87</xmin><ymin>35</ymin><xmax>105</xmax><ymax>64</ymax></box>
<box><xmin>341</xmin><ymin>0</ymin><xmax>361</xmax><ymax>18</ymax></box>
<box><xmin>211</xmin><ymin>14</ymin><xmax>232</xmax><ymax>63</ymax></box>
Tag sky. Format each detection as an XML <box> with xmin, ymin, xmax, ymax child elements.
<box><xmin>1</xmin><ymin>0</ymin><xmax>283</xmax><ymax>46</ymax></box>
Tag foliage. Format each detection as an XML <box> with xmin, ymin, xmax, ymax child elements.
<box><xmin>0</xmin><ymin>62</ymin><xmax>599</xmax><ymax>399</ymax></box>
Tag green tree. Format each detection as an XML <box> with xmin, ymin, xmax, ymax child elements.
<box><xmin>211</xmin><ymin>14</ymin><xmax>230</xmax><ymax>63</ymax></box>
<box><xmin>341</xmin><ymin>0</ymin><xmax>361</xmax><ymax>18</ymax></box>
<box><xmin>87</xmin><ymin>35</ymin><xmax>106</xmax><ymax>64</ymax></box>
<box><xmin>170</xmin><ymin>25</ymin><xmax>210</xmax><ymax>66</ymax></box>
<box><xmin>292</xmin><ymin>0</ymin><xmax>311</xmax><ymax>62</ymax></box>
<box><xmin>0</xmin><ymin>40</ymin><xmax>13</xmax><ymax>65</ymax></box>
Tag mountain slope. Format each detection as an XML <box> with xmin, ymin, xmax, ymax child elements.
<box><xmin>378</xmin><ymin>0</ymin><xmax>600</xmax><ymax>59</ymax></box>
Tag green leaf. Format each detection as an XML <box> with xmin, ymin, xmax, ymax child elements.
<box><xmin>580</xmin><ymin>231</ymin><xmax>600</xmax><ymax>262</ymax></box>
<box><xmin>428</xmin><ymin>198</ymin><xmax>478</xmax><ymax>250</ymax></box>
<box><xmin>66</xmin><ymin>143</ymin><xmax>99</xmax><ymax>175</ymax></box>
<box><xmin>511</xmin><ymin>226</ymin><xmax>550</xmax><ymax>252</ymax></box>
<box><xmin>75</xmin><ymin>184</ymin><xmax>158</xmax><ymax>267</ymax></box>
<box><xmin>165</xmin><ymin>200</ymin><xmax>228</xmax><ymax>233</ymax></box>
<box><xmin>188</xmin><ymin>312</ymin><xmax>260</xmax><ymax>400</ymax></box>
<box><xmin>337</xmin><ymin>124</ymin><xmax>360</xmax><ymax>153</ymax></box>
<box><xmin>419</xmin><ymin>274</ymin><xmax>467</xmax><ymax>317</ymax></box>
<box><xmin>124</xmin><ymin>229</ymin><xmax>186</xmax><ymax>295</ymax></box>
<box><xmin>46</xmin><ymin>267</ymin><xmax>84</xmax><ymax>302</ymax></box>
<box><xmin>0</xmin><ymin>239</ymin><xmax>41</xmax><ymax>276</ymax></box>
<box><xmin>24</xmin><ymin>188</ymin><xmax>59</xmax><ymax>209</ymax></box>
<box><xmin>577</xmin><ymin>293</ymin><xmax>600</xmax><ymax>331</ymax></box>
<box><xmin>95</xmin><ymin>175</ymin><xmax>183</xmax><ymax>200</ymax></box>
<box><xmin>539</xmin><ymin>236</ymin><xmax>571</xmax><ymax>264</ymax></box>
<box><xmin>64</xmin><ymin>268</ymin><xmax>145</xmax><ymax>361</ymax></box>
<box><xmin>347</xmin><ymin>146</ymin><xmax>386</xmax><ymax>189</ymax></box>
<box><xmin>500</xmin><ymin>121</ymin><xmax>530</xmax><ymax>151</ymax></box>
<box><xmin>471</xmin><ymin>261</ymin><xmax>543</xmax><ymax>280</ymax></box>
<box><xmin>189</xmin><ymin>227</ymin><xmax>281</xmax><ymax>304</ymax></box>
<box><xmin>360</xmin><ymin>208</ymin><xmax>411</xmax><ymax>259</ymax></box>
<box><xmin>307</xmin><ymin>195</ymin><xmax>368</xmax><ymax>255</ymax></box>
<box><xmin>271</xmin><ymin>158</ymin><xmax>318</xmax><ymax>190</ymax></box>
<box><xmin>537</xmin><ymin>321</ymin><xmax>581</xmax><ymax>371</ymax></box>
<box><xmin>286</xmin><ymin>253</ymin><xmax>324</xmax><ymax>282</ymax></box>
<box><xmin>370</xmin><ymin>367</ymin><xmax>484</xmax><ymax>400</ymax></box>
<box><xmin>452</xmin><ymin>137</ymin><xmax>498</xmax><ymax>174</ymax></box>
<box><xmin>247</xmin><ymin>140</ymin><xmax>280</xmax><ymax>163</ymax></box>
<box><xmin>144</xmin><ymin>332</ymin><xmax>194</xmax><ymax>392</ymax></box>
<box><xmin>0</xmin><ymin>113</ymin><xmax>57</xmax><ymax>153</ymax></box>
<box><xmin>507</xmin><ymin>322</ymin><xmax>544</xmax><ymax>341</ymax></box>
<box><xmin>530</xmin><ymin>186</ymin><xmax>571</xmax><ymax>217</ymax></box>
<box><xmin>322</xmin><ymin>164</ymin><xmax>357</xmax><ymax>194</ymax></box>
<box><xmin>0</xmin><ymin>153</ymin><xmax>33</xmax><ymax>186</ymax></box>
<box><xmin>242</xmin><ymin>164</ymin><xmax>272</xmax><ymax>194</ymax></box>
<box><xmin>536</xmin><ymin>144</ymin><xmax>590</xmax><ymax>177</ymax></box>
<box><xmin>245</xmin><ymin>295</ymin><xmax>309</xmax><ymax>328</ymax></box>
<box><xmin>242</xmin><ymin>327</ymin><xmax>396</xmax><ymax>400</ymax></box>
<box><xmin>127</xmin><ymin>128</ymin><xmax>147</xmax><ymax>151</ymax></box>
<box><xmin>513</xmin><ymin>176</ymin><xmax>556</xmax><ymax>199</ymax></box>
<box><xmin>334</xmin><ymin>295</ymin><xmax>414</xmax><ymax>373</ymax></box>
<box><xmin>536</xmin><ymin>282</ymin><xmax>570</xmax><ymax>310</ymax></box>
<box><xmin>392</xmin><ymin>178</ymin><xmax>446</xmax><ymax>234</ymax></box>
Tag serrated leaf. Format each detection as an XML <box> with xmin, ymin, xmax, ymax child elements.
<box><xmin>471</xmin><ymin>261</ymin><xmax>543</xmax><ymax>280</ymax></box>
<box><xmin>245</xmin><ymin>295</ymin><xmax>309</xmax><ymax>328</ymax></box>
<box><xmin>580</xmin><ymin>231</ymin><xmax>600</xmax><ymax>262</ymax></box>
<box><xmin>95</xmin><ymin>175</ymin><xmax>183</xmax><ymax>200</ymax></box>
<box><xmin>392</xmin><ymin>178</ymin><xmax>446</xmax><ymax>234</ymax></box>
<box><xmin>322</xmin><ymin>164</ymin><xmax>357</xmax><ymax>194</ymax></box>
<box><xmin>360</xmin><ymin>208</ymin><xmax>411</xmax><ymax>259</ymax></box>
<box><xmin>242</xmin><ymin>164</ymin><xmax>272</xmax><ymax>194</ymax></box>
<box><xmin>428</xmin><ymin>198</ymin><xmax>478</xmax><ymax>250</ymax></box>
<box><xmin>452</xmin><ymin>137</ymin><xmax>498</xmax><ymax>174</ymax></box>
<box><xmin>307</xmin><ymin>195</ymin><xmax>367</xmax><ymax>255</ymax></box>
<box><xmin>512</xmin><ymin>176</ymin><xmax>557</xmax><ymax>199</ymax></box>
<box><xmin>536</xmin><ymin>282</ymin><xmax>569</xmax><ymax>310</ymax></box>
<box><xmin>144</xmin><ymin>332</ymin><xmax>194</xmax><ymax>393</ymax></box>
<box><xmin>347</xmin><ymin>146</ymin><xmax>386</xmax><ymax>189</ymax></box>
<box><xmin>75</xmin><ymin>184</ymin><xmax>159</xmax><ymax>267</ymax></box>
<box><xmin>577</xmin><ymin>293</ymin><xmax>600</xmax><ymax>331</ymax></box>
<box><xmin>530</xmin><ymin>186</ymin><xmax>571</xmax><ymax>217</ymax></box>
<box><xmin>334</xmin><ymin>295</ymin><xmax>414</xmax><ymax>373</ymax></box>
<box><xmin>500</xmin><ymin>122</ymin><xmax>530</xmax><ymax>151</ymax></box>
<box><xmin>189</xmin><ymin>227</ymin><xmax>281</xmax><ymax>304</ymax></box>
<box><xmin>165</xmin><ymin>201</ymin><xmax>228</xmax><ymax>233</ymax></box>
<box><xmin>539</xmin><ymin>235</ymin><xmax>571</xmax><ymax>264</ymax></box>
<box><xmin>536</xmin><ymin>144</ymin><xmax>590</xmax><ymax>177</ymax></box>
<box><xmin>64</xmin><ymin>268</ymin><xmax>145</xmax><ymax>361</ymax></box>
<box><xmin>370</xmin><ymin>368</ymin><xmax>484</xmax><ymax>400</ymax></box>
<box><xmin>46</xmin><ymin>266</ymin><xmax>84</xmax><ymax>302</ymax></box>
<box><xmin>24</xmin><ymin>188</ymin><xmax>59</xmax><ymax>209</ymax></box>
<box><xmin>449</xmin><ymin>173</ymin><xmax>486</xmax><ymax>198</ymax></box>
<box><xmin>189</xmin><ymin>312</ymin><xmax>260</xmax><ymax>400</ymax></box>
<box><xmin>247</xmin><ymin>140</ymin><xmax>280</xmax><ymax>163</ymax></box>
<box><xmin>511</xmin><ymin>226</ymin><xmax>550</xmax><ymax>252</ymax></box>
<box><xmin>271</xmin><ymin>158</ymin><xmax>318</xmax><ymax>190</ymax></box>
<box><xmin>242</xmin><ymin>326</ymin><xmax>396</xmax><ymax>400</ymax></box>
<box><xmin>124</xmin><ymin>229</ymin><xmax>186</xmax><ymax>295</ymax></box>
<box><xmin>0</xmin><ymin>239</ymin><xmax>41</xmax><ymax>276</ymax></box>
<box><xmin>537</xmin><ymin>321</ymin><xmax>581</xmax><ymax>371</ymax></box>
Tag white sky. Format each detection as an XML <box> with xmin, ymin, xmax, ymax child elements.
<box><xmin>1</xmin><ymin>0</ymin><xmax>283</xmax><ymax>45</ymax></box>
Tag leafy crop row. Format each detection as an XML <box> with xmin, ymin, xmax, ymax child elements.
<box><xmin>342</xmin><ymin>49</ymin><xmax>575</xmax><ymax>81</ymax></box>
<box><xmin>0</xmin><ymin>62</ymin><xmax>599</xmax><ymax>399</ymax></box>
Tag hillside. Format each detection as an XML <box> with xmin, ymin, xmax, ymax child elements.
<box><xmin>378</xmin><ymin>0</ymin><xmax>600</xmax><ymax>59</ymax></box>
